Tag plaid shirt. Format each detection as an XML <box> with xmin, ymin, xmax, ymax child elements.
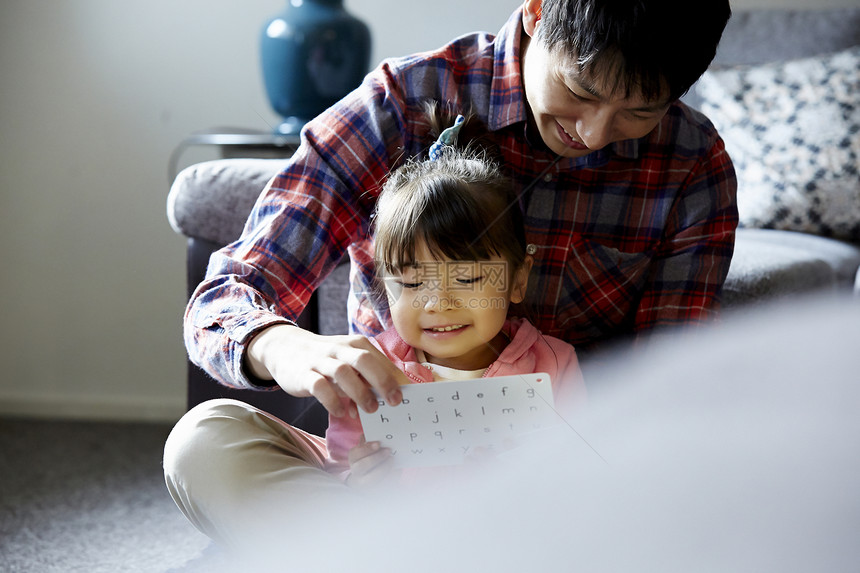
<box><xmin>187</xmin><ymin>8</ymin><xmax>737</xmax><ymax>389</ymax></box>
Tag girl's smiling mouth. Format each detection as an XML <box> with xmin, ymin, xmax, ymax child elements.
<box><xmin>424</xmin><ymin>324</ymin><xmax>469</xmax><ymax>336</ymax></box>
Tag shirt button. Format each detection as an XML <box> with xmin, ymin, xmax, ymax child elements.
<box><xmin>544</xmin><ymin>173</ymin><xmax>552</xmax><ymax>182</ymax></box>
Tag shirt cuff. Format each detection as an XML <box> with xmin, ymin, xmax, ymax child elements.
<box><xmin>228</xmin><ymin>312</ymin><xmax>297</xmax><ymax>390</ymax></box>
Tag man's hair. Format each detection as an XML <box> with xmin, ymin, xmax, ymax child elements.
<box><xmin>538</xmin><ymin>0</ymin><xmax>731</xmax><ymax>102</ymax></box>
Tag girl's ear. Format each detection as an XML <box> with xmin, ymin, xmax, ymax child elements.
<box><xmin>510</xmin><ymin>255</ymin><xmax>533</xmax><ymax>304</ymax></box>
<box><xmin>522</xmin><ymin>0</ymin><xmax>543</xmax><ymax>38</ymax></box>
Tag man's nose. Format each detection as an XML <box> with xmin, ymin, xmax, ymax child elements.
<box><xmin>577</xmin><ymin>109</ymin><xmax>614</xmax><ymax>150</ymax></box>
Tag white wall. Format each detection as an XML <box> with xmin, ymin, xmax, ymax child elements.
<box><xmin>1</xmin><ymin>0</ymin><xmax>858</xmax><ymax>422</ymax></box>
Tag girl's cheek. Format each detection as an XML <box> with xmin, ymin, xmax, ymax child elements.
<box><xmin>391</xmin><ymin>289</ymin><xmax>421</xmax><ymax>311</ymax></box>
<box><xmin>383</xmin><ymin>281</ymin><xmax>403</xmax><ymax>305</ymax></box>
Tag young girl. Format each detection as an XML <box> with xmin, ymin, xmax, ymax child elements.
<box><xmin>330</xmin><ymin>113</ymin><xmax>585</xmax><ymax>484</ymax></box>
<box><xmin>163</xmin><ymin>113</ymin><xmax>584</xmax><ymax>546</ymax></box>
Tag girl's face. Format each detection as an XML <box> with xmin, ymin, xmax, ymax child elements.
<box><xmin>382</xmin><ymin>241</ymin><xmax>530</xmax><ymax>371</ymax></box>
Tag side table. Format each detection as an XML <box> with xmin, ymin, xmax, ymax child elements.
<box><xmin>168</xmin><ymin>127</ymin><xmax>301</xmax><ymax>183</ymax></box>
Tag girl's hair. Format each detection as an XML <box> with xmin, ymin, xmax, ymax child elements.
<box><xmin>372</xmin><ymin>108</ymin><xmax>526</xmax><ymax>280</ymax></box>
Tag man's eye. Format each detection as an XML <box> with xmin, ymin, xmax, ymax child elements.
<box><xmin>567</xmin><ymin>86</ymin><xmax>593</xmax><ymax>102</ymax></box>
<box><xmin>627</xmin><ymin>110</ymin><xmax>654</xmax><ymax>121</ymax></box>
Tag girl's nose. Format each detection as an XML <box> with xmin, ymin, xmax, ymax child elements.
<box><xmin>423</xmin><ymin>282</ymin><xmax>460</xmax><ymax>312</ymax></box>
<box><xmin>424</xmin><ymin>293</ymin><xmax>453</xmax><ymax>311</ymax></box>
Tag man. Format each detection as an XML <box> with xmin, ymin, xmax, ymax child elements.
<box><xmin>185</xmin><ymin>0</ymin><xmax>736</xmax><ymax>426</ymax></box>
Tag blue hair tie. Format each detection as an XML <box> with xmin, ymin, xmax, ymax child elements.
<box><xmin>428</xmin><ymin>114</ymin><xmax>466</xmax><ymax>161</ymax></box>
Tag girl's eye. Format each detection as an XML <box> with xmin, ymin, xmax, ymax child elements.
<box><xmin>397</xmin><ymin>281</ymin><xmax>423</xmax><ymax>289</ymax></box>
<box><xmin>456</xmin><ymin>276</ymin><xmax>483</xmax><ymax>285</ymax></box>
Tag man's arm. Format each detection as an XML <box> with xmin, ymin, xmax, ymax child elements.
<box><xmin>182</xmin><ymin>67</ymin><xmax>411</xmax><ymax>409</ymax></box>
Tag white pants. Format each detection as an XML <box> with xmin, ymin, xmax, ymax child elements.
<box><xmin>162</xmin><ymin>399</ymin><xmax>353</xmax><ymax>548</ymax></box>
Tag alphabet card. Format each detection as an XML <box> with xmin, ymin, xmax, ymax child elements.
<box><xmin>359</xmin><ymin>373</ymin><xmax>560</xmax><ymax>468</ymax></box>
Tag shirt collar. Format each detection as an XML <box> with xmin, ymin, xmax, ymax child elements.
<box><xmin>488</xmin><ymin>8</ymin><xmax>528</xmax><ymax>131</ymax></box>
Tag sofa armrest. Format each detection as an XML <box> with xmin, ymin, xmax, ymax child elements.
<box><xmin>167</xmin><ymin>158</ymin><xmax>287</xmax><ymax>245</ymax></box>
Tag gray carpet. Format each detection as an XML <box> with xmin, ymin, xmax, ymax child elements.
<box><xmin>0</xmin><ymin>417</ymin><xmax>210</xmax><ymax>572</ymax></box>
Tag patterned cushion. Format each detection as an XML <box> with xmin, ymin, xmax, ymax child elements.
<box><xmin>697</xmin><ymin>46</ymin><xmax>860</xmax><ymax>243</ymax></box>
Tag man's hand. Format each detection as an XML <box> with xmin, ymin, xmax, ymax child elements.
<box><xmin>245</xmin><ymin>324</ymin><xmax>406</xmax><ymax>418</ymax></box>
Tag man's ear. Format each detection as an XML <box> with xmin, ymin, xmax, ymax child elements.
<box><xmin>510</xmin><ymin>255</ymin><xmax>534</xmax><ymax>304</ymax></box>
<box><xmin>522</xmin><ymin>0</ymin><xmax>542</xmax><ymax>38</ymax></box>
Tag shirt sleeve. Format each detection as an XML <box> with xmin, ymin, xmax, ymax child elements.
<box><xmin>633</xmin><ymin>134</ymin><xmax>738</xmax><ymax>334</ymax></box>
<box><xmin>183</xmin><ymin>65</ymin><xmax>410</xmax><ymax>389</ymax></box>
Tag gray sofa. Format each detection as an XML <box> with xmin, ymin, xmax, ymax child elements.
<box><xmin>168</xmin><ymin>8</ymin><xmax>860</xmax><ymax>431</ymax></box>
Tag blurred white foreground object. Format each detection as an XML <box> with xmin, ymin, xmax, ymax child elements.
<box><xmin>250</xmin><ymin>294</ymin><xmax>860</xmax><ymax>572</ymax></box>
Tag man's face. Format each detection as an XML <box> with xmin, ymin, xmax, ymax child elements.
<box><xmin>521</xmin><ymin>36</ymin><xmax>671</xmax><ymax>158</ymax></box>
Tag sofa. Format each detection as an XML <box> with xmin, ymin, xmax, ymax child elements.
<box><xmin>682</xmin><ymin>7</ymin><xmax>860</xmax><ymax>307</ymax></box>
<box><xmin>167</xmin><ymin>7</ymin><xmax>860</xmax><ymax>435</ymax></box>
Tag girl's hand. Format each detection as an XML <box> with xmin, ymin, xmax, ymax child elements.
<box><xmin>245</xmin><ymin>324</ymin><xmax>406</xmax><ymax>418</ymax></box>
<box><xmin>347</xmin><ymin>440</ymin><xmax>395</xmax><ymax>487</ymax></box>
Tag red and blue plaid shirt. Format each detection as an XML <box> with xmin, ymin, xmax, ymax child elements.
<box><xmin>187</xmin><ymin>8</ymin><xmax>737</xmax><ymax>389</ymax></box>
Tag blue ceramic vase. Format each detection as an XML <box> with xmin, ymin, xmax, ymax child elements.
<box><xmin>260</xmin><ymin>0</ymin><xmax>371</xmax><ymax>135</ymax></box>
